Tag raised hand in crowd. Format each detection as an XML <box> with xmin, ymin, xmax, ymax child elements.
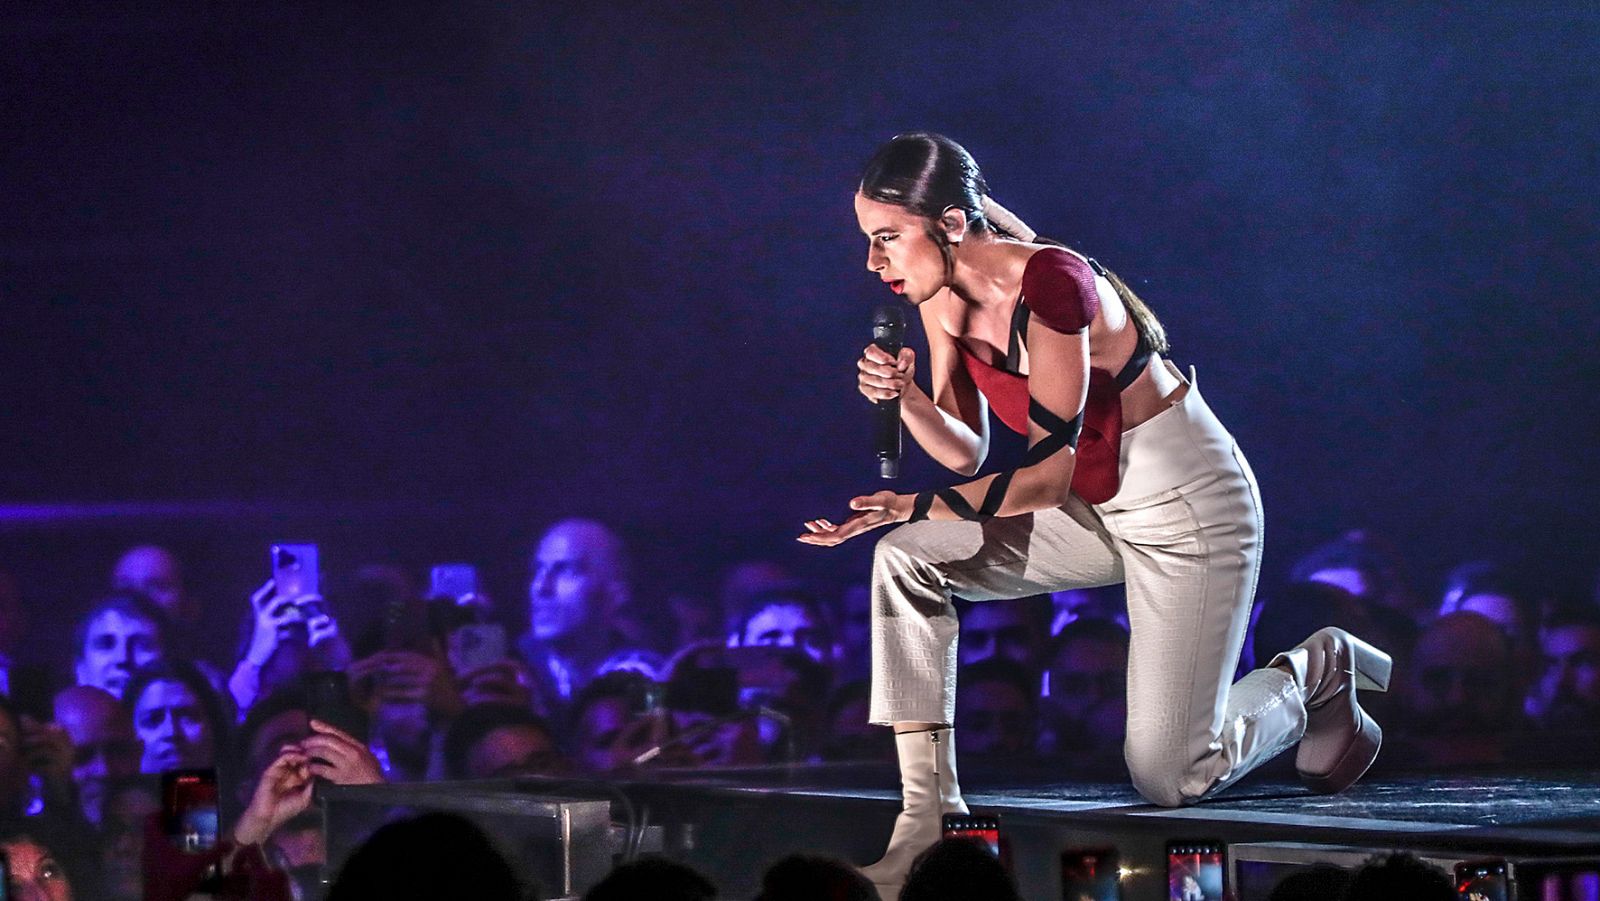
<box><xmin>299</xmin><ymin>719</ymin><xmax>384</xmax><ymax>785</ymax></box>
<box><xmin>301</xmin><ymin>596</ymin><xmax>352</xmax><ymax>671</ymax></box>
<box><xmin>348</xmin><ymin>650</ymin><xmax>463</xmax><ymax>719</ymax></box>
<box><xmin>232</xmin><ymin>580</ymin><xmax>353</xmax><ymax>714</ymax></box>
<box><xmin>233</xmin><ymin>748</ymin><xmax>315</xmax><ymax>847</ymax></box>
<box><xmin>458</xmin><ymin>660</ymin><xmax>537</xmax><ymax>711</ymax></box>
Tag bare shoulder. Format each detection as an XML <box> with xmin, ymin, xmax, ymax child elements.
<box><xmin>920</xmin><ymin>288</ymin><xmax>964</xmax><ymax>343</ymax></box>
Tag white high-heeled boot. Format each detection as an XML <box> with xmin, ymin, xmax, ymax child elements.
<box><xmin>860</xmin><ymin>728</ymin><xmax>968</xmax><ymax>897</ymax></box>
<box><xmin>1271</xmin><ymin>626</ymin><xmax>1393</xmax><ymax>793</ymax></box>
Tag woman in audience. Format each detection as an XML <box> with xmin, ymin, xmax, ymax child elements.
<box><xmin>0</xmin><ymin>818</ymin><xmax>86</xmax><ymax>901</ymax></box>
<box><xmin>123</xmin><ymin>661</ymin><xmax>228</xmax><ymax>774</ymax></box>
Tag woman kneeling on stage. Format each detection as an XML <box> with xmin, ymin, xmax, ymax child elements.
<box><xmin>799</xmin><ymin>133</ymin><xmax>1391</xmax><ymax>896</ymax></box>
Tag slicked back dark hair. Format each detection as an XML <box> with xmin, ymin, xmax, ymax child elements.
<box><xmin>858</xmin><ymin>132</ymin><xmax>1170</xmax><ymax>354</ymax></box>
<box><xmin>859</xmin><ymin>133</ymin><xmax>997</xmax><ymax>237</ymax></box>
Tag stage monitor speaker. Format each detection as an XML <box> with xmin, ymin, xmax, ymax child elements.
<box><xmin>320</xmin><ymin>781</ymin><xmax>614</xmax><ymax>901</ymax></box>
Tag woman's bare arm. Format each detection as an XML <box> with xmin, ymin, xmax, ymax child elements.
<box><xmin>902</xmin><ymin>295</ymin><xmax>989</xmax><ymax>475</ymax></box>
<box><xmin>907</xmin><ymin>319</ymin><xmax>1085</xmax><ymax>519</ymax></box>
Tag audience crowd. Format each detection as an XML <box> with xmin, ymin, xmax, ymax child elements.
<box><xmin>0</xmin><ymin>522</ymin><xmax>1595</xmax><ymax>897</ymax></box>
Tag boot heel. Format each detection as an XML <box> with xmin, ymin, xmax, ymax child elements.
<box><xmin>1347</xmin><ymin>634</ymin><xmax>1392</xmax><ymax>693</ymax></box>
<box><xmin>1301</xmin><ymin>710</ymin><xmax>1382</xmax><ymax>794</ymax></box>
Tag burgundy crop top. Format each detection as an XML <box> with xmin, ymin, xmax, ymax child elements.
<box><xmin>954</xmin><ymin>248</ymin><xmax>1152</xmax><ymax>505</ymax></box>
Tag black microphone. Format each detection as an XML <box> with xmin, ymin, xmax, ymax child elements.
<box><xmin>872</xmin><ymin>303</ymin><xmax>907</xmax><ymax>478</ymax></box>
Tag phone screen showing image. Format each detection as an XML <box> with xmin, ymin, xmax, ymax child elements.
<box><xmin>270</xmin><ymin>543</ymin><xmax>319</xmax><ymax>600</ymax></box>
<box><xmin>942</xmin><ymin>814</ymin><xmax>1001</xmax><ymax>858</ymax></box>
<box><xmin>1167</xmin><ymin>842</ymin><xmax>1226</xmax><ymax>901</ymax></box>
<box><xmin>1455</xmin><ymin>859</ymin><xmax>1510</xmax><ymax>901</ymax></box>
<box><xmin>1061</xmin><ymin>847</ymin><xmax>1121</xmax><ymax>901</ymax></box>
<box><xmin>161</xmin><ymin>769</ymin><xmax>219</xmax><ymax>853</ymax></box>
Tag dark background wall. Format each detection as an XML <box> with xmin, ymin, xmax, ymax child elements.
<box><xmin>2</xmin><ymin>4</ymin><xmax>1596</xmax><ymax>665</ymax></box>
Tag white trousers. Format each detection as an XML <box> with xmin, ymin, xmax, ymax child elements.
<box><xmin>868</xmin><ymin>363</ymin><xmax>1306</xmax><ymax>806</ymax></box>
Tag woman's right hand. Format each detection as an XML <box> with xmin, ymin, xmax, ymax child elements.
<box><xmin>242</xmin><ymin>580</ymin><xmax>301</xmax><ymax>668</ymax></box>
<box><xmin>232</xmin><ymin>748</ymin><xmax>314</xmax><ymax>846</ymax></box>
<box><xmin>857</xmin><ymin>344</ymin><xmax>915</xmax><ymax>402</ymax></box>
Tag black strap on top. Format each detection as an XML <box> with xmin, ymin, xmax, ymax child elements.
<box><xmin>1003</xmin><ymin>292</ymin><xmax>1031</xmax><ymax>375</ymax></box>
<box><xmin>1007</xmin><ymin>256</ymin><xmax>1151</xmax><ymax>389</ymax></box>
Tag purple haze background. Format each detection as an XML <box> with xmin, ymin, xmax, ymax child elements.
<box><xmin>1</xmin><ymin>4</ymin><xmax>1596</xmax><ymax>661</ymax></box>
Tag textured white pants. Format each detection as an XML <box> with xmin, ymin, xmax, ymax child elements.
<box><xmin>868</xmin><ymin>363</ymin><xmax>1307</xmax><ymax>807</ymax></box>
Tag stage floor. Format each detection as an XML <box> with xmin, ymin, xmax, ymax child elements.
<box><xmin>512</xmin><ymin>763</ymin><xmax>1600</xmax><ymax>898</ymax></box>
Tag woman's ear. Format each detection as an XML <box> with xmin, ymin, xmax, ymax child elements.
<box><xmin>939</xmin><ymin>206</ymin><xmax>969</xmax><ymax>245</ymax></box>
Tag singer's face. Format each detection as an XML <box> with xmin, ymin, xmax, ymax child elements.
<box><xmin>855</xmin><ymin>192</ymin><xmax>947</xmax><ymax>304</ymax></box>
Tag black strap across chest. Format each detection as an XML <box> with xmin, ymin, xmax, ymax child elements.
<box><xmin>1002</xmin><ymin>256</ymin><xmax>1152</xmax><ymax>390</ymax></box>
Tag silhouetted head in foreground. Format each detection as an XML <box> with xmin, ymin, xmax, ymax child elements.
<box><xmin>1340</xmin><ymin>852</ymin><xmax>1452</xmax><ymax>901</ymax></box>
<box><xmin>584</xmin><ymin>856</ymin><xmax>716</xmax><ymax>901</ymax></box>
<box><xmin>900</xmin><ymin>838</ymin><xmax>1021</xmax><ymax>901</ymax></box>
<box><xmin>327</xmin><ymin>812</ymin><xmax>526</xmax><ymax>901</ymax></box>
<box><xmin>754</xmin><ymin>854</ymin><xmax>875</xmax><ymax>901</ymax></box>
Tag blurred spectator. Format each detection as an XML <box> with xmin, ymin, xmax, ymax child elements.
<box><xmin>521</xmin><ymin>519</ymin><xmax>637</xmax><ymax>704</ymax></box>
<box><xmin>1251</xmin><ymin>580</ymin><xmax>1414</xmax><ymax>723</ymax></box>
<box><xmin>593</xmin><ymin>648</ymin><xmax>666</xmax><ymax>683</ymax></box>
<box><xmin>901</xmin><ymin>837</ymin><xmax>1022</xmax><ymax>901</ymax></box>
<box><xmin>1049</xmin><ymin>585</ymin><xmax>1128</xmax><ymax>634</ymax></box>
<box><xmin>1437</xmin><ymin>561</ymin><xmax>1543</xmax><ymax>692</ymax></box>
<box><xmin>823</xmin><ymin>679</ymin><xmax>890</xmax><ymax>762</ymax></box>
<box><xmin>0</xmin><ymin>568</ymin><xmax>29</xmax><ymax>693</ymax></box>
<box><xmin>73</xmin><ymin>594</ymin><xmax>168</xmax><ymax>700</ymax></box>
<box><xmin>754</xmin><ymin>854</ymin><xmax>875</xmax><ymax>901</ymax></box>
<box><xmin>645</xmin><ymin>655</ymin><xmax>764</xmax><ymax>767</ymax></box>
<box><xmin>343</xmin><ymin>564</ymin><xmax>420</xmax><ymax>655</ymax></box>
<box><xmin>0</xmin><ymin>818</ymin><xmax>85</xmax><ymax>901</ymax></box>
<box><xmin>1395</xmin><ymin>612</ymin><xmax>1521</xmax><ymax>768</ymax></box>
<box><xmin>717</xmin><ymin>560</ymin><xmax>802</xmax><ymax>637</ymax></box>
<box><xmin>111</xmin><ymin>546</ymin><xmax>196</xmax><ymax>636</ymax></box>
<box><xmin>956</xmin><ymin>596</ymin><xmax>1052</xmax><ymax>670</ymax></box>
<box><xmin>1267</xmin><ymin>864</ymin><xmax>1351</xmax><ymax>901</ymax></box>
<box><xmin>52</xmin><ymin>686</ymin><xmax>140</xmax><ymax>826</ymax></box>
<box><xmin>732</xmin><ymin>588</ymin><xmax>834</xmax><ymax>664</ymax></box>
<box><xmin>835</xmin><ymin>584</ymin><xmax>872</xmax><ymax>682</ymax></box>
<box><xmin>1440</xmin><ymin>561</ymin><xmax>1522</xmax><ymax>624</ymax></box>
<box><xmin>348</xmin><ymin>646</ymin><xmax>461</xmax><ymax>782</ymax></box>
<box><xmin>98</xmin><ymin>775</ymin><xmax>159</xmax><ymax>901</ymax></box>
<box><xmin>0</xmin><ymin>694</ymin><xmax>76</xmax><ymax>824</ymax></box>
<box><xmin>123</xmin><ymin>661</ymin><xmax>227</xmax><ymax>774</ymax></box>
<box><xmin>1527</xmin><ymin>604</ymin><xmax>1600</xmax><ymax>732</ymax></box>
<box><xmin>1040</xmin><ymin>617</ymin><xmax>1128</xmax><ymax>761</ymax></box>
<box><xmin>665</xmin><ymin>591</ymin><xmax>723</xmax><ymax>652</ymax></box>
<box><xmin>443</xmin><ymin>704</ymin><xmax>566</xmax><ymax>779</ymax></box>
<box><xmin>955</xmin><ymin>658</ymin><xmax>1038</xmax><ymax>761</ymax></box>
<box><xmin>326</xmin><ymin>812</ymin><xmax>526</xmax><ymax>901</ymax></box>
<box><xmin>1291</xmin><ymin>530</ymin><xmax>1423</xmax><ymax>623</ymax></box>
<box><xmin>1340</xmin><ymin>852</ymin><xmax>1452</xmax><ymax>901</ymax></box>
<box><xmin>232</xmin><ymin>692</ymin><xmax>378</xmax><ymax>895</ymax></box>
<box><xmin>570</xmin><ymin>671</ymin><xmax>654</xmax><ymax>773</ymax></box>
<box><xmin>586</xmin><ymin>856</ymin><xmax>717</xmax><ymax>901</ymax></box>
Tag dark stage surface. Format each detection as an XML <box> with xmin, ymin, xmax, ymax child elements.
<box><xmin>319</xmin><ymin>761</ymin><xmax>1600</xmax><ymax>897</ymax></box>
<box><xmin>492</xmin><ymin>764</ymin><xmax>1600</xmax><ymax>898</ymax></box>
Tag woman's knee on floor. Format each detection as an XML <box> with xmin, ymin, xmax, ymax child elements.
<box><xmin>1124</xmin><ymin>734</ymin><xmax>1204</xmax><ymax>808</ymax></box>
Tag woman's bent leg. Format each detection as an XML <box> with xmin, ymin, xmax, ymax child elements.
<box><xmin>1111</xmin><ymin>438</ymin><xmax>1309</xmax><ymax>807</ymax></box>
<box><xmin>862</xmin><ymin>497</ymin><xmax>1122</xmax><ymax>895</ymax></box>
<box><xmin>868</xmin><ymin>497</ymin><xmax>1124</xmax><ymax>727</ymax></box>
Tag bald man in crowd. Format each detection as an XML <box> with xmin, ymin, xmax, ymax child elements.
<box><xmin>519</xmin><ymin>519</ymin><xmax>638</xmax><ymax>705</ymax></box>
<box><xmin>53</xmin><ymin>686</ymin><xmax>141</xmax><ymax>825</ymax></box>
